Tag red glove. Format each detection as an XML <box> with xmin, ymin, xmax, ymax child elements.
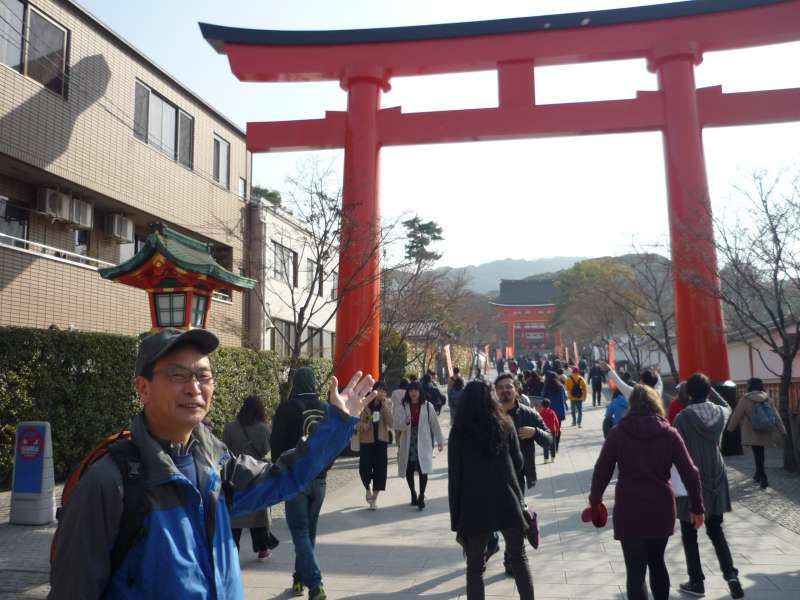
<box><xmin>581</xmin><ymin>503</ymin><xmax>608</xmax><ymax>528</ymax></box>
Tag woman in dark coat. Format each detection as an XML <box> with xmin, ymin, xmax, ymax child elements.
<box><xmin>222</xmin><ymin>395</ymin><xmax>276</xmax><ymax>561</ymax></box>
<box><xmin>587</xmin><ymin>385</ymin><xmax>705</xmax><ymax>600</ymax></box>
<box><xmin>448</xmin><ymin>381</ymin><xmax>534</xmax><ymax>600</ymax></box>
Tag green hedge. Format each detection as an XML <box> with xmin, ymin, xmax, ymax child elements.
<box><xmin>0</xmin><ymin>327</ymin><xmax>330</xmax><ymax>485</ymax></box>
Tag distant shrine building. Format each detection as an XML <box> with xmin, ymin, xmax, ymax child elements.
<box><xmin>490</xmin><ymin>279</ymin><xmax>561</xmax><ymax>359</ymax></box>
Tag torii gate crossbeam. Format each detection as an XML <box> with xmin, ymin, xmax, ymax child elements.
<box><xmin>201</xmin><ymin>0</ymin><xmax>800</xmax><ymax>383</ymax></box>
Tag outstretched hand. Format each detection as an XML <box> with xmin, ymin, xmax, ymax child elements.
<box><xmin>329</xmin><ymin>371</ymin><xmax>377</xmax><ymax>417</ymax></box>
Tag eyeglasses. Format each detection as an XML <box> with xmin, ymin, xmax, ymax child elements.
<box><xmin>154</xmin><ymin>367</ymin><xmax>215</xmax><ymax>386</ymax></box>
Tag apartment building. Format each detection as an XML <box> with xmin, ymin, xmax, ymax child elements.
<box><xmin>246</xmin><ymin>201</ymin><xmax>337</xmax><ymax>359</ymax></box>
<box><xmin>0</xmin><ymin>0</ymin><xmax>250</xmax><ymax>345</ymax></box>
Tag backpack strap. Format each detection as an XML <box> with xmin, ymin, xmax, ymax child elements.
<box><xmin>107</xmin><ymin>439</ymin><xmax>148</xmax><ymax>579</ymax></box>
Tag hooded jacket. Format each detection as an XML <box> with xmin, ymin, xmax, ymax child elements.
<box><xmin>270</xmin><ymin>367</ymin><xmax>331</xmax><ymax>478</ymax></box>
<box><xmin>728</xmin><ymin>390</ymin><xmax>786</xmax><ymax>448</ymax></box>
<box><xmin>589</xmin><ymin>414</ymin><xmax>703</xmax><ymax>540</ymax></box>
<box><xmin>49</xmin><ymin>406</ymin><xmax>357</xmax><ymax>600</ymax></box>
<box><xmin>674</xmin><ymin>393</ymin><xmax>732</xmax><ymax>519</ymax></box>
<box><xmin>605</xmin><ymin>392</ymin><xmax>628</xmax><ymax>426</ymax></box>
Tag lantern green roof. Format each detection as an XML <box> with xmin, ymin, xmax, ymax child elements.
<box><xmin>99</xmin><ymin>224</ymin><xmax>255</xmax><ymax>290</ymax></box>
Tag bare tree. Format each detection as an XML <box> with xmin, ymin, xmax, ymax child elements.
<box><xmin>684</xmin><ymin>170</ymin><xmax>800</xmax><ymax>471</ymax></box>
<box><xmin>222</xmin><ymin>159</ymin><xmax>405</xmax><ymax>374</ymax></box>
<box><xmin>554</xmin><ymin>255</ymin><xmax>679</xmax><ymax>381</ymax></box>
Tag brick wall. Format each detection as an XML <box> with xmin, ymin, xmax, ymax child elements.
<box><xmin>0</xmin><ymin>245</ymin><xmax>242</xmax><ymax>347</ymax></box>
<box><xmin>0</xmin><ymin>0</ymin><xmax>250</xmax><ymax>344</ymax></box>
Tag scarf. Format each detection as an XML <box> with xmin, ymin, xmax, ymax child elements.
<box><xmin>410</xmin><ymin>402</ymin><xmax>422</xmax><ymax>426</ymax></box>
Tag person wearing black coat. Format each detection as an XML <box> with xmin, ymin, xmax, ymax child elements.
<box><xmin>495</xmin><ymin>373</ymin><xmax>552</xmax><ymax>489</ymax></box>
<box><xmin>448</xmin><ymin>381</ymin><xmax>535</xmax><ymax>600</ymax></box>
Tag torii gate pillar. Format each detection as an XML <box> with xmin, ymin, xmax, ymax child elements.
<box><xmin>334</xmin><ymin>70</ymin><xmax>387</xmax><ymax>383</ymax></box>
<box><xmin>653</xmin><ymin>48</ymin><xmax>730</xmax><ymax>381</ymax></box>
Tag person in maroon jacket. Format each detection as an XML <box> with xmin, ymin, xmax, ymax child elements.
<box><xmin>587</xmin><ymin>385</ymin><xmax>705</xmax><ymax>600</ymax></box>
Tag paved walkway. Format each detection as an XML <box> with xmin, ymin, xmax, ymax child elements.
<box><xmin>2</xmin><ymin>395</ymin><xmax>799</xmax><ymax>599</ymax></box>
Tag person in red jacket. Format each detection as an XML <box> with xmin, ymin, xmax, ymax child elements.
<box><xmin>538</xmin><ymin>399</ymin><xmax>560</xmax><ymax>463</ymax></box>
<box><xmin>587</xmin><ymin>385</ymin><xmax>705</xmax><ymax>600</ymax></box>
<box><xmin>667</xmin><ymin>381</ymin><xmax>688</xmax><ymax>425</ymax></box>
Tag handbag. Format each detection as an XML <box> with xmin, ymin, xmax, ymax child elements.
<box><xmin>522</xmin><ymin>505</ymin><xmax>539</xmax><ymax>549</ymax></box>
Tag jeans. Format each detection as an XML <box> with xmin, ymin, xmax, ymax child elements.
<box><xmin>620</xmin><ymin>538</ymin><xmax>670</xmax><ymax>600</ymax></box>
<box><xmin>570</xmin><ymin>401</ymin><xmax>583</xmax><ymax>425</ymax></box>
<box><xmin>463</xmin><ymin>529</ymin><xmax>534</xmax><ymax>600</ymax></box>
<box><xmin>752</xmin><ymin>445</ymin><xmax>766</xmax><ymax>479</ymax></box>
<box><xmin>285</xmin><ymin>477</ymin><xmax>327</xmax><ymax>588</ymax></box>
<box><xmin>680</xmin><ymin>515</ymin><xmax>738</xmax><ymax>582</ymax></box>
<box><xmin>592</xmin><ymin>384</ymin><xmax>602</xmax><ymax>406</ymax></box>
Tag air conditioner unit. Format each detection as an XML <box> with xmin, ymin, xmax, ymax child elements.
<box><xmin>36</xmin><ymin>188</ymin><xmax>71</xmax><ymax>221</ymax></box>
<box><xmin>104</xmin><ymin>213</ymin><xmax>134</xmax><ymax>243</ymax></box>
<box><xmin>70</xmin><ymin>197</ymin><xmax>93</xmax><ymax>230</ymax></box>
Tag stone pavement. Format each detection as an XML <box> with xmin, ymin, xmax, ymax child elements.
<box><xmin>2</xmin><ymin>395</ymin><xmax>800</xmax><ymax>599</ymax></box>
<box><xmin>235</xmin><ymin>402</ymin><xmax>800</xmax><ymax>600</ymax></box>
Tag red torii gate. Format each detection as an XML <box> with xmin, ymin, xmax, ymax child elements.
<box><xmin>201</xmin><ymin>0</ymin><xmax>800</xmax><ymax>383</ymax></box>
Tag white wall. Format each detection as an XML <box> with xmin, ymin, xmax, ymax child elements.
<box><xmin>260</xmin><ymin>206</ymin><xmax>336</xmax><ymax>358</ymax></box>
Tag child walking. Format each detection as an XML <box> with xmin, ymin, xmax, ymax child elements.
<box><xmin>539</xmin><ymin>399</ymin><xmax>560</xmax><ymax>463</ymax></box>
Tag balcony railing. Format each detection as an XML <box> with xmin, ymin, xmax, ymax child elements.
<box><xmin>0</xmin><ymin>232</ymin><xmax>235</xmax><ymax>304</ymax></box>
<box><xmin>0</xmin><ymin>232</ymin><xmax>115</xmax><ymax>271</ymax></box>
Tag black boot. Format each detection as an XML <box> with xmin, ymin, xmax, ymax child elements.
<box><xmin>410</xmin><ymin>490</ymin><xmax>418</xmax><ymax>506</ymax></box>
<box><xmin>418</xmin><ymin>494</ymin><xmax>425</xmax><ymax>510</ymax></box>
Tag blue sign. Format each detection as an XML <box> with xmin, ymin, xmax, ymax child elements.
<box><xmin>13</xmin><ymin>424</ymin><xmax>45</xmax><ymax>494</ymax></box>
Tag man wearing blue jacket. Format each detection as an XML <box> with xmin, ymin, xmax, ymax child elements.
<box><xmin>48</xmin><ymin>328</ymin><xmax>374</xmax><ymax>600</ymax></box>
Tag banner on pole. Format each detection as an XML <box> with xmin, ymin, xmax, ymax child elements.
<box><xmin>608</xmin><ymin>340</ymin><xmax>617</xmax><ymax>391</ymax></box>
<box><xmin>573</xmin><ymin>341</ymin><xmax>579</xmax><ymax>364</ymax></box>
<box><xmin>443</xmin><ymin>344</ymin><xmax>453</xmax><ymax>377</ymax></box>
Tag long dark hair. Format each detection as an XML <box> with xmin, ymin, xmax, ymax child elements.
<box><xmin>402</xmin><ymin>380</ymin><xmax>425</xmax><ymax>406</ymax></box>
<box><xmin>543</xmin><ymin>370</ymin><xmax>562</xmax><ymax>393</ymax></box>
<box><xmin>452</xmin><ymin>381</ymin><xmax>513</xmax><ymax>457</ymax></box>
<box><xmin>237</xmin><ymin>395</ymin><xmax>266</xmax><ymax>427</ymax></box>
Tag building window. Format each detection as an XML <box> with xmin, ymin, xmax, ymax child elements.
<box><xmin>155</xmin><ymin>293</ymin><xmax>186</xmax><ymax>327</ymax></box>
<box><xmin>0</xmin><ymin>197</ymin><xmax>29</xmax><ymax>245</ymax></box>
<box><xmin>213</xmin><ymin>134</ymin><xmax>230</xmax><ymax>188</ymax></box>
<box><xmin>273</xmin><ymin>241</ymin><xmax>297</xmax><ymax>287</ymax></box>
<box><xmin>26</xmin><ymin>8</ymin><xmax>67</xmax><ymax>95</ymax></box>
<box><xmin>0</xmin><ymin>0</ymin><xmax>24</xmax><ymax>72</ymax></box>
<box><xmin>0</xmin><ymin>2</ymin><xmax>69</xmax><ymax>96</ymax></box>
<box><xmin>238</xmin><ymin>177</ymin><xmax>247</xmax><ymax>200</ymax></box>
<box><xmin>134</xmin><ymin>81</ymin><xmax>194</xmax><ymax>168</ymax></box>
<box><xmin>191</xmin><ymin>295</ymin><xmax>208</xmax><ymax>327</ymax></box>
<box><xmin>306</xmin><ymin>259</ymin><xmax>323</xmax><ymax>296</ymax></box>
<box><xmin>74</xmin><ymin>229</ymin><xmax>89</xmax><ymax>256</ymax></box>
<box><xmin>118</xmin><ymin>232</ymin><xmax>146</xmax><ymax>263</ymax></box>
<box><xmin>269</xmin><ymin>318</ymin><xmax>294</xmax><ymax>358</ymax></box>
<box><xmin>330</xmin><ymin>270</ymin><xmax>338</xmax><ymax>300</ymax></box>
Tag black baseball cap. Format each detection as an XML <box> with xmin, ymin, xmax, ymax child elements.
<box><xmin>134</xmin><ymin>328</ymin><xmax>219</xmax><ymax>377</ymax></box>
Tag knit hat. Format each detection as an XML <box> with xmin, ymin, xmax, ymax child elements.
<box><xmin>581</xmin><ymin>503</ymin><xmax>608</xmax><ymax>528</ymax></box>
<box><xmin>572</xmin><ymin>367</ymin><xmax>580</xmax><ymax>374</ymax></box>
<box><xmin>291</xmin><ymin>367</ymin><xmax>318</xmax><ymax>397</ymax></box>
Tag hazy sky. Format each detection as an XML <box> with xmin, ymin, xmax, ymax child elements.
<box><xmin>79</xmin><ymin>0</ymin><xmax>800</xmax><ymax>267</ymax></box>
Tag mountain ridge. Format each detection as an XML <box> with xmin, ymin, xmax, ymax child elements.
<box><xmin>437</xmin><ymin>256</ymin><xmax>587</xmax><ymax>294</ymax></box>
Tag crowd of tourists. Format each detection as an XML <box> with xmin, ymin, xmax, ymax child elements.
<box><xmin>46</xmin><ymin>327</ymin><xmax>788</xmax><ymax>600</ymax></box>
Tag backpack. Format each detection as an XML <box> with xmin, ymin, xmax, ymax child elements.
<box><xmin>51</xmin><ymin>430</ymin><xmax>148</xmax><ymax>574</ymax></box>
<box><xmin>570</xmin><ymin>378</ymin><xmax>583</xmax><ymax>399</ymax></box>
<box><xmin>751</xmin><ymin>401</ymin><xmax>777</xmax><ymax>432</ymax></box>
